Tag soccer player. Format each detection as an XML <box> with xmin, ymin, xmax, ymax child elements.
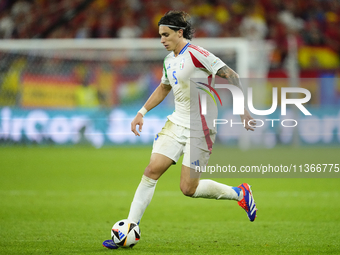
<box><xmin>103</xmin><ymin>10</ymin><xmax>257</xmax><ymax>249</ymax></box>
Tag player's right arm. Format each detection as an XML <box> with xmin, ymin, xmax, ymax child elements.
<box><xmin>131</xmin><ymin>82</ymin><xmax>172</xmax><ymax>136</ymax></box>
<box><xmin>216</xmin><ymin>65</ymin><xmax>256</xmax><ymax>131</ymax></box>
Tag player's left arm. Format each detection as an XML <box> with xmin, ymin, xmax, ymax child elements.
<box><xmin>216</xmin><ymin>65</ymin><xmax>256</xmax><ymax>131</ymax></box>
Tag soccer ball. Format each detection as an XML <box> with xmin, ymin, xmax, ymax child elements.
<box><xmin>111</xmin><ymin>219</ymin><xmax>141</xmax><ymax>248</ymax></box>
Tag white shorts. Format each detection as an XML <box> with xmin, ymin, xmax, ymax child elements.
<box><xmin>152</xmin><ymin>120</ymin><xmax>216</xmax><ymax>169</ymax></box>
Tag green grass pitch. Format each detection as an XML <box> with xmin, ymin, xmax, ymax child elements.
<box><xmin>0</xmin><ymin>146</ymin><xmax>339</xmax><ymax>254</ymax></box>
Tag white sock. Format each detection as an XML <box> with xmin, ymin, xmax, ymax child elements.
<box><xmin>127</xmin><ymin>175</ymin><xmax>157</xmax><ymax>224</ymax></box>
<box><xmin>192</xmin><ymin>179</ymin><xmax>242</xmax><ymax>201</ymax></box>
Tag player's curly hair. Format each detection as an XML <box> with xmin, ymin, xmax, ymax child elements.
<box><xmin>158</xmin><ymin>10</ymin><xmax>194</xmax><ymax>40</ymax></box>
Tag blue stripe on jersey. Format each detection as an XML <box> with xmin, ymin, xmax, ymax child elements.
<box><xmin>179</xmin><ymin>42</ymin><xmax>190</xmax><ymax>55</ymax></box>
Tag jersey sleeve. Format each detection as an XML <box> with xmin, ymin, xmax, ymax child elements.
<box><xmin>161</xmin><ymin>59</ymin><xmax>170</xmax><ymax>85</ymax></box>
<box><xmin>188</xmin><ymin>45</ymin><xmax>226</xmax><ymax>75</ymax></box>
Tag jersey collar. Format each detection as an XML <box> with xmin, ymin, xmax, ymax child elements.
<box><xmin>174</xmin><ymin>42</ymin><xmax>190</xmax><ymax>57</ymax></box>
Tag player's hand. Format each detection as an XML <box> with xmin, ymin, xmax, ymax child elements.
<box><xmin>240</xmin><ymin>109</ymin><xmax>256</xmax><ymax>131</ymax></box>
<box><xmin>131</xmin><ymin>113</ymin><xmax>144</xmax><ymax>136</ymax></box>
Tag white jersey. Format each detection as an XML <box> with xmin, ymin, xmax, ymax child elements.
<box><xmin>161</xmin><ymin>42</ymin><xmax>226</xmax><ymax>133</ymax></box>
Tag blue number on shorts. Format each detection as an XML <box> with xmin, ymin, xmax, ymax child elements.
<box><xmin>172</xmin><ymin>71</ymin><xmax>178</xmax><ymax>85</ymax></box>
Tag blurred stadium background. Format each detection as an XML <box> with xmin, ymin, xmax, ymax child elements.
<box><xmin>0</xmin><ymin>0</ymin><xmax>339</xmax><ymax>147</ymax></box>
<box><xmin>1</xmin><ymin>1</ymin><xmax>339</xmax><ymax>254</ymax></box>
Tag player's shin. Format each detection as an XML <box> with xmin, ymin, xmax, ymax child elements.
<box><xmin>127</xmin><ymin>174</ymin><xmax>157</xmax><ymax>224</ymax></box>
<box><xmin>192</xmin><ymin>179</ymin><xmax>242</xmax><ymax>201</ymax></box>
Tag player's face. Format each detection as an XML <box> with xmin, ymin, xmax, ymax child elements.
<box><xmin>159</xmin><ymin>26</ymin><xmax>182</xmax><ymax>52</ymax></box>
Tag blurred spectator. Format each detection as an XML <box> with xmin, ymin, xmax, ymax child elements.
<box><xmin>214</xmin><ymin>0</ymin><xmax>231</xmax><ymax>25</ymax></box>
<box><xmin>278</xmin><ymin>1</ymin><xmax>304</xmax><ymax>32</ymax></box>
<box><xmin>75</xmin><ymin>17</ymin><xmax>95</xmax><ymax>39</ymax></box>
<box><xmin>0</xmin><ymin>0</ymin><xmax>338</xmax><ymax>69</ymax></box>
<box><xmin>0</xmin><ymin>10</ymin><xmax>14</xmax><ymax>38</ymax></box>
<box><xmin>324</xmin><ymin>12</ymin><xmax>340</xmax><ymax>55</ymax></box>
<box><xmin>75</xmin><ymin>77</ymin><xmax>99</xmax><ymax>108</ymax></box>
<box><xmin>92</xmin><ymin>11</ymin><xmax>115</xmax><ymax>38</ymax></box>
<box><xmin>197</xmin><ymin>16</ymin><xmax>221</xmax><ymax>38</ymax></box>
<box><xmin>239</xmin><ymin>4</ymin><xmax>268</xmax><ymax>40</ymax></box>
<box><xmin>302</xmin><ymin>19</ymin><xmax>325</xmax><ymax>46</ymax></box>
<box><xmin>11</xmin><ymin>0</ymin><xmax>31</xmax><ymax>17</ymax></box>
<box><xmin>117</xmin><ymin>19</ymin><xmax>142</xmax><ymax>38</ymax></box>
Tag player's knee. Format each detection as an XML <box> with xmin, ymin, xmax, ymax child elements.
<box><xmin>144</xmin><ymin>165</ymin><xmax>156</xmax><ymax>177</ymax></box>
<box><xmin>144</xmin><ymin>164</ymin><xmax>162</xmax><ymax>180</ymax></box>
<box><xmin>180</xmin><ymin>184</ymin><xmax>196</xmax><ymax>197</ymax></box>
